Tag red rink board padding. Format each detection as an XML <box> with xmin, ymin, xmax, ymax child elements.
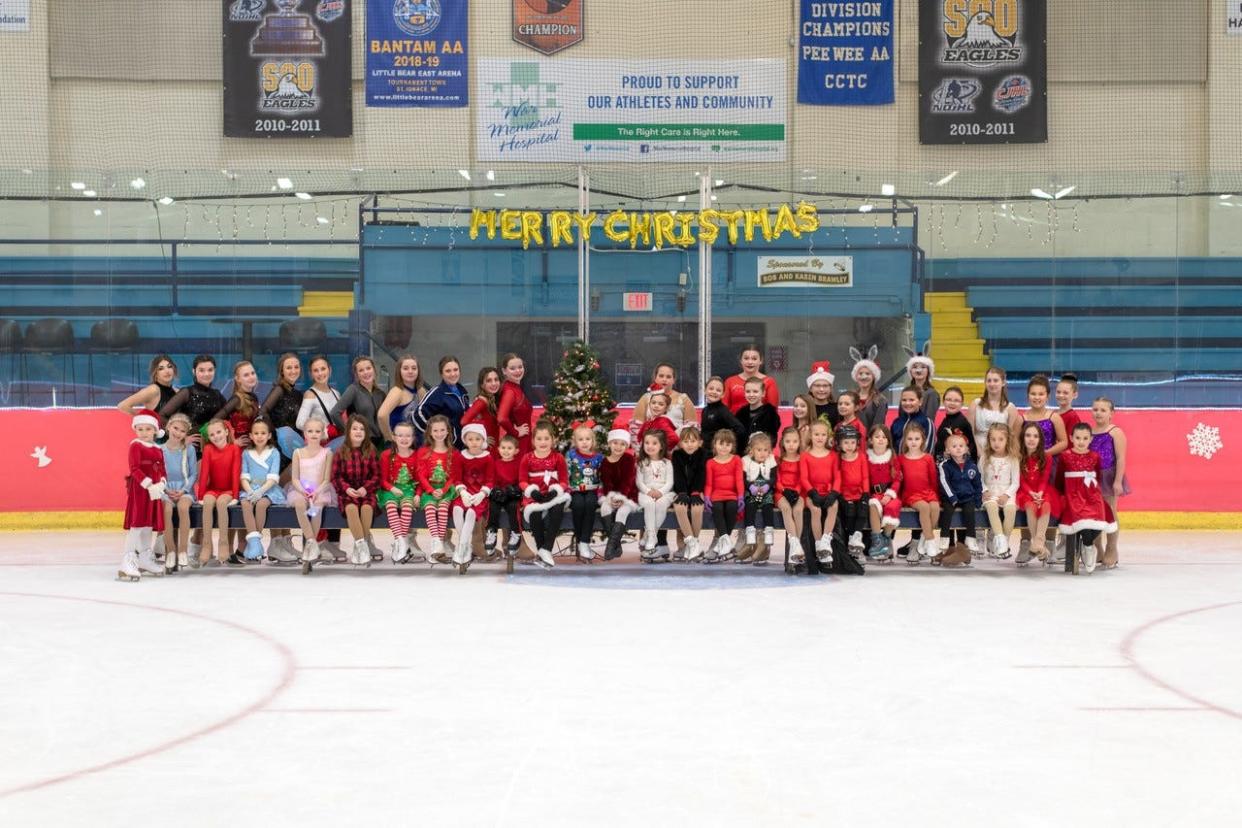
<box><xmin>0</xmin><ymin>408</ymin><xmax>1238</xmax><ymax>513</ymax></box>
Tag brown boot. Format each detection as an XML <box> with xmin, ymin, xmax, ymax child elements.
<box><xmin>751</xmin><ymin>540</ymin><xmax>770</xmax><ymax>565</ymax></box>
<box><xmin>940</xmin><ymin>544</ymin><xmax>972</xmax><ymax>567</ymax></box>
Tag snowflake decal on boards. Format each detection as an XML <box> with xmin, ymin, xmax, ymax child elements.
<box><xmin>1186</xmin><ymin>423</ymin><xmax>1223</xmax><ymax>460</ymax></box>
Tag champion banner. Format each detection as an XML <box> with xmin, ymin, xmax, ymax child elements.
<box><xmin>918</xmin><ymin>0</ymin><xmax>1046</xmax><ymax>145</ymax></box>
<box><xmin>223</xmin><ymin>0</ymin><xmax>352</xmax><ymax>138</ymax></box>
<box><xmin>367</xmin><ymin>0</ymin><xmax>469</xmax><ymax>107</ymax></box>
<box><xmin>797</xmin><ymin>0</ymin><xmax>894</xmax><ymax>106</ymax></box>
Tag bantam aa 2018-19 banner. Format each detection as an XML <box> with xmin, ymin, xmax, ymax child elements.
<box><xmin>223</xmin><ymin>0</ymin><xmax>353</xmax><ymax>138</ymax></box>
<box><xmin>918</xmin><ymin>0</ymin><xmax>1046</xmax><ymax>144</ymax></box>
<box><xmin>366</xmin><ymin>0</ymin><xmax>469</xmax><ymax>107</ymax></box>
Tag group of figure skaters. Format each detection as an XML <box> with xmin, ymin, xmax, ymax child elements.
<box><xmin>115</xmin><ymin>345</ymin><xmax>1128</xmax><ymax>580</ymax></box>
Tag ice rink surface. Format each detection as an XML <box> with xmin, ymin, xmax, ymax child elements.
<box><xmin>2</xmin><ymin>530</ymin><xmax>1240</xmax><ymax>827</ymax></box>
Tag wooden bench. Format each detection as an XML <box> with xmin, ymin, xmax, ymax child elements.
<box><xmin>180</xmin><ymin>504</ymin><xmax>1072</xmax><ymax>574</ymax></box>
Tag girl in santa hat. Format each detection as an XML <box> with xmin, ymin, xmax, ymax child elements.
<box><xmin>119</xmin><ymin>409</ymin><xmax>170</xmax><ymax>581</ymax></box>
<box><xmin>805</xmin><ymin>360</ymin><xmax>839</xmax><ymax>427</ymax></box>
<box><xmin>849</xmin><ymin>346</ymin><xmax>889</xmax><ymax>433</ymax></box>
<box><xmin>453</xmin><ymin>423</ymin><xmax>496</xmax><ymax>570</ymax></box>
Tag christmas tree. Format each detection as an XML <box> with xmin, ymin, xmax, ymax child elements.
<box><xmin>543</xmin><ymin>339</ymin><xmax>617</xmax><ymax>449</ymax></box>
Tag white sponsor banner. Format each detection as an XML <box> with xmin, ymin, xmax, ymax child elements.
<box><xmin>758</xmin><ymin>255</ymin><xmax>854</xmax><ymax>288</ymax></box>
<box><xmin>1229</xmin><ymin>1</ymin><xmax>1242</xmax><ymax>35</ymax></box>
<box><xmin>0</xmin><ymin>0</ymin><xmax>30</xmax><ymax>32</ymax></box>
<box><xmin>476</xmin><ymin>58</ymin><xmax>786</xmax><ymax>162</ymax></box>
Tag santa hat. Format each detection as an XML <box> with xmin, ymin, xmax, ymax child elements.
<box><xmin>607</xmin><ymin>429</ymin><xmax>630</xmax><ymax>445</ymax></box>
<box><xmin>461</xmin><ymin>423</ymin><xmax>487</xmax><ymax>442</ymax></box>
<box><xmin>131</xmin><ymin>409</ymin><xmax>164</xmax><ymax>439</ymax></box>
<box><xmin>850</xmin><ymin>346</ymin><xmax>881</xmax><ymax>386</ymax></box>
<box><xmin>806</xmin><ymin>360</ymin><xmax>835</xmax><ymax>389</ymax></box>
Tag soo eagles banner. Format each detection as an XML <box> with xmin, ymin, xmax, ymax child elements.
<box><xmin>367</xmin><ymin>0</ymin><xmax>469</xmax><ymax>107</ymax></box>
<box><xmin>223</xmin><ymin>0</ymin><xmax>353</xmax><ymax>138</ymax></box>
<box><xmin>918</xmin><ymin>0</ymin><xmax>1046</xmax><ymax>144</ymax></box>
<box><xmin>797</xmin><ymin>1</ymin><xmax>895</xmax><ymax>106</ymax></box>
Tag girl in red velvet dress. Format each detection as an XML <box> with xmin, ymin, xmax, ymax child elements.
<box><xmin>453</xmin><ymin>424</ymin><xmax>496</xmax><ymax>569</ymax></box>
<box><xmin>1016</xmin><ymin>422</ymin><xmax>1060</xmax><ymax>564</ymax></box>
<box><xmin>196</xmin><ymin>418</ymin><xmax>242</xmax><ymax>567</ymax></box>
<box><xmin>497</xmin><ymin>353</ymin><xmax>534</xmax><ymax>456</ymax></box>
<box><xmin>519</xmin><ymin>420</ymin><xmax>570</xmax><ymax>569</ymax></box>
<box><xmin>119</xmin><ymin>409</ymin><xmax>170</xmax><ymax>581</ymax></box>
<box><xmin>461</xmin><ymin>367</ymin><xmax>502</xmax><ymax>455</ymax></box>
<box><xmin>1056</xmin><ymin>423</ymin><xmax>1117</xmax><ymax>574</ymax></box>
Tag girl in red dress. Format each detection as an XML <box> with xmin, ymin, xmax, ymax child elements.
<box><xmin>461</xmin><ymin>366</ymin><xmax>502</xmax><ymax>455</ymax></box>
<box><xmin>519</xmin><ymin>420</ymin><xmax>570</xmax><ymax>569</ymax></box>
<box><xmin>119</xmin><ymin>409</ymin><xmax>170</xmax><ymax>581</ymax></box>
<box><xmin>1016</xmin><ymin>422</ymin><xmax>1060</xmax><ymax>565</ymax></box>
<box><xmin>1057</xmin><ymin>423</ymin><xmax>1117</xmax><ymax>574</ymax></box>
<box><xmin>488</xmin><ymin>435</ymin><xmax>525</xmax><ymax>558</ymax></box>
<box><xmin>799</xmin><ymin>421</ymin><xmax>839</xmax><ymax>565</ymax></box>
<box><xmin>195</xmin><ymin>418</ymin><xmax>242</xmax><ymax>567</ymax></box>
<box><xmin>704</xmin><ymin>429</ymin><xmax>744</xmax><ymax>561</ymax></box>
<box><xmin>497</xmin><ymin>353</ymin><xmax>534</xmax><ymax>456</ymax></box>
<box><xmin>599</xmin><ymin>429</ymin><xmax>639</xmax><ymax>561</ymax></box>
<box><xmin>453</xmin><ymin>424</ymin><xmax>496</xmax><ymax>569</ymax></box>
<box><xmin>417</xmin><ymin>415</ymin><xmax>461</xmax><ymax>564</ymax></box>
<box><xmin>866</xmin><ymin>424</ymin><xmax>903</xmax><ymax>561</ymax></box>
<box><xmin>776</xmin><ymin>428</ymin><xmax>806</xmax><ymax>564</ymax></box>
<box><xmin>897</xmin><ymin>422</ymin><xmax>940</xmax><ymax>565</ymax></box>
<box><xmin>380</xmin><ymin>421</ymin><xmax>420</xmax><ymax>564</ymax></box>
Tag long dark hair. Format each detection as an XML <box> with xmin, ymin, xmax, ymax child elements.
<box><xmin>475</xmin><ymin>366</ymin><xmax>500</xmax><ymax>413</ymax></box>
<box><xmin>1019</xmin><ymin>422</ymin><xmax>1048</xmax><ymax>474</ymax></box>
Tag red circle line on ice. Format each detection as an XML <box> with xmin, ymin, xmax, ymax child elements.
<box><xmin>0</xmin><ymin>591</ymin><xmax>298</xmax><ymax>798</ymax></box>
<box><xmin>1119</xmin><ymin>600</ymin><xmax>1242</xmax><ymax>721</ymax></box>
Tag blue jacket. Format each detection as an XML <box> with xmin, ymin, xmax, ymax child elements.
<box><xmin>938</xmin><ymin>456</ymin><xmax>982</xmax><ymax>506</ymax></box>
<box><xmin>412</xmin><ymin>381</ymin><xmax>470</xmax><ymax>448</ymax></box>
<box><xmin>891</xmin><ymin>410</ymin><xmax>933</xmax><ymax>450</ymax></box>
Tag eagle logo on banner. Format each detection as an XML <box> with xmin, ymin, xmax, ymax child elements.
<box><xmin>513</xmin><ymin>0</ymin><xmax>583</xmax><ymax>55</ymax></box>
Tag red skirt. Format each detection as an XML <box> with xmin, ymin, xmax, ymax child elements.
<box><xmin>1016</xmin><ymin>487</ymin><xmax>1060</xmax><ymax>517</ymax></box>
<box><xmin>124</xmin><ymin>478</ymin><xmax>165</xmax><ymax>531</ymax></box>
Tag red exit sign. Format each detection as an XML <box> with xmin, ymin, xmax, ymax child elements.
<box><xmin>623</xmin><ymin>292</ymin><xmax>653</xmax><ymax>312</ymax></box>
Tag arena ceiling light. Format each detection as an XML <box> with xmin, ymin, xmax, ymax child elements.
<box><xmin>858</xmin><ymin>203</ymin><xmax>874</xmax><ymax>213</ymax></box>
<box><xmin>316</xmin><ymin>216</ymin><xmax>330</xmax><ymax>225</ymax></box>
<box><xmin>82</xmin><ymin>190</ymin><xmax>97</xmax><ymax>197</ymax></box>
<box><xmin>70</xmin><ymin>181</ymin><xmax>86</xmax><ymax>190</ymax></box>
<box><xmin>1054</xmin><ymin>185</ymin><xmax>1076</xmax><ymax>199</ymax></box>
<box><xmin>714</xmin><ymin>179</ymin><xmax>724</xmax><ymax>187</ymax></box>
<box><xmin>295</xmin><ymin>192</ymin><xmax>312</xmax><ymax>200</ymax></box>
<box><xmin>276</xmin><ymin>177</ymin><xmax>293</xmax><ymax>190</ymax></box>
<box><xmin>486</xmin><ymin>170</ymin><xmax>495</xmax><ymax>181</ymax></box>
<box><xmin>494</xmin><ymin>191</ymin><xmax>505</xmax><ymax>197</ymax></box>
<box><xmin>934</xmin><ymin>171</ymin><xmax>958</xmax><ymax>187</ymax></box>
<box><xmin>129</xmin><ymin>177</ymin><xmax>146</xmax><ymax>190</ymax></box>
<box><xmin>881</xmin><ymin>183</ymin><xmax>895</xmax><ymax>196</ymax></box>
<box><xmin>677</xmin><ymin>195</ymin><xmax>687</xmax><ymax>202</ymax></box>
<box><xmin>1219</xmin><ymin>194</ymin><xmax>1234</xmax><ymax>200</ymax></box>
<box><xmin>458</xmin><ymin>169</ymin><xmax>471</xmax><ymax>181</ymax></box>
<box><xmin>1030</xmin><ymin>188</ymin><xmax>1054</xmax><ymax>200</ymax></box>
<box><xmin>93</xmin><ymin>209</ymin><xmax>103</xmax><ymax>216</ymax></box>
<box><xmin>158</xmin><ymin>196</ymin><xmax>174</xmax><ymax>205</ymax></box>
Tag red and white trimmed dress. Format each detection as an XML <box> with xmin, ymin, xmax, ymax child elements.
<box><xmin>124</xmin><ymin>439</ymin><xmax>167</xmax><ymax>531</ymax></box>
<box><xmin>1056</xmin><ymin>450</ymin><xmax>1117</xmax><ymax>535</ymax></box>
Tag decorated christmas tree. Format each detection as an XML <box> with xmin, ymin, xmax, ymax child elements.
<box><xmin>543</xmin><ymin>339</ymin><xmax>617</xmax><ymax>449</ymax></box>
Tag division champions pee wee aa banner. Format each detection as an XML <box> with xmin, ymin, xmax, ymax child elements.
<box><xmin>367</xmin><ymin>0</ymin><xmax>468</xmax><ymax>107</ymax></box>
<box><xmin>918</xmin><ymin>0</ymin><xmax>1046</xmax><ymax>145</ymax></box>
<box><xmin>223</xmin><ymin>0</ymin><xmax>353</xmax><ymax>138</ymax></box>
<box><xmin>797</xmin><ymin>0</ymin><xmax>894</xmax><ymax>105</ymax></box>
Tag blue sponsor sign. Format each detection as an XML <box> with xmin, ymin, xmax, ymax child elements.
<box><xmin>366</xmin><ymin>0</ymin><xmax>468</xmax><ymax>107</ymax></box>
<box><xmin>797</xmin><ymin>0</ymin><xmax>894</xmax><ymax>105</ymax></box>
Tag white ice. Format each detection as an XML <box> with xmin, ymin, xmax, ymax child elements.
<box><xmin>1</xmin><ymin>530</ymin><xmax>1240</xmax><ymax>827</ymax></box>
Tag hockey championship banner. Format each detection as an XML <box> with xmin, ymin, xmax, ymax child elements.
<box><xmin>918</xmin><ymin>0</ymin><xmax>1046</xmax><ymax>145</ymax></box>
<box><xmin>223</xmin><ymin>0</ymin><xmax>353</xmax><ymax>138</ymax></box>
<box><xmin>797</xmin><ymin>0</ymin><xmax>894</xmax><ymax>106</ymax></box>
<box><xmin>513</xmin><ymin>0</ymin><xmax>582</xmax><ymax>55</ymax></box>
<box><xmin>366</xmin><ymin>0</ymin><xmax>469</xmax><ymax>107</ymax></box>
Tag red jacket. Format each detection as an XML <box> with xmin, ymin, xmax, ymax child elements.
<box><xmin>799</xmin><ymin>451</ymin><xmax>837</xmax><ymax>495</ymax></box>
<box><xmin>494</xmin><ymin>456</ymin><xmax>522</xmax><ymax>489</ymax></box>
<box><xmin>704</xmin><ymin>455</ymin><xmax>744</xmax><ymax>502</ymax></box>
<box><xmin>600</xmin><ymin>452</ymin><xmax>638</xmax><ymax>502</ymax></box>
<box><xmin>497</xmin><ymin>381</ymin><xmax>533</xmax><ymax>455</ymax></box>
<box><xmin>518</xmin><ymin>451</ymin><xmax>568</xmax><ymax>499</ymax></box>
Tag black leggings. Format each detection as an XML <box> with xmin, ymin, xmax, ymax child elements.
<box><xmin>527</xmin><ymin>503</ymin><xmax>565</xmax><ymax>552</ymax></box>
<box><xmin>744</xmin><ymin>501</ymin><xmax>774</xmax><ymax>529</ymax></box>
<box><xmin>838</xmin><ymin>498</ymin><xmax>867</xmax><ymax>536</ymax></box>
<box><xmin>939</xmin><ymin>501</ymin><xmax>977</xmax><ymax>537</ymax></box>
<box><xmin>713</xmin><ymin>498</ymin><xmax>739</xmax><ymax>535</ymax></box>
<box><xmin>487</xmin><ymin>495</ymin><xmax>520</xmax><ymax>533</ymax></box>
<box><xmin>570</xmin><ymin>491</ymin><xmax>599</xmax><ymax>543</ymax></box>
